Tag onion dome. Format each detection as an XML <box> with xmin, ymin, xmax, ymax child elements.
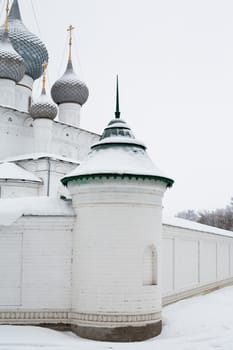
<box><xmin>30</xmin><ymin>62</ymin><xmax>57</xmax><ymax>120</ymax></box>
<box><xmin>51</xmin><ymin>25</ymin><xmax>89</xmax><ymax>106</ymax></box>
<box><xmin>0</xmin><ymin>29</ymin><xmax>25</xmax><ymax>82</ymax></box>
<box><xmin>51</xmin><ymin>60</ymin><xmax>89</xmax><ymax>106</ymax></box>
<box><xmin>62</xmin><ymin>78</ymin><xmax>174</xmax><ymax>187</ymax></box>
<box><xmin>0</xmin><ymin>0</ymin><xmax>48</xmax><ymax>80</ymax></box>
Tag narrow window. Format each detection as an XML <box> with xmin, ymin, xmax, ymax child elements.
<box><xmin>143</xmin><ymin>245</ymin><xmax>157</xmax><ymax>285</ymax></box>
<box><xmin>28</xmin><ymin>97</ymin><xmax>32</xmax><ymax>111</ymax></box>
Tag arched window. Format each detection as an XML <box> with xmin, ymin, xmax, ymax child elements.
<box><xmin>143</xmin><ymin>245</ymin><xmax>157</xmax><ymax>286</ymax></box>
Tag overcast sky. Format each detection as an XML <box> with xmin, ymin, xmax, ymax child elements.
<box><xmin>3</xmin><ymin>0</ymin><xmax>233</xmax><ymax>216</ymax></box>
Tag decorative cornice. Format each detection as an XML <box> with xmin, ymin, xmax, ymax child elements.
<box><xmin>0</xmin><ymin>310</ymin><xmax>161</xmax><ymax>325</ymax></box>
<box><xmin>62</xmin><ymin>173</ymin><xmax>174</xmax><ymax>187</ymax></box>
<box><xmin>0</xmin><ymin>311</ymin><xmax>69</xmax><ymax>322</ymax></box>
<box><xmin>70</xmin><ymin>311</ymin><xmax>161</xmax><ymax>324</ymax></box>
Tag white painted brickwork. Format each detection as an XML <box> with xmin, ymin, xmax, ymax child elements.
<box><xmin>0</xmin><ymin>194</ymin><xmax>233</xmax><ymax>325</ymax></box>
<box><xmin>68</xmin><ymin>178</ymin><xmax>167</xmax><ymax>328</ymax></box>
<box><xmin>0</xmin><ymin>217</ymin><xmax>74</xmax><ymax>322</ymax></box>
<box><xmin>0</xmin><ymin>105</ymin><xmax>99</xmax><ymax>161</ymax></box>
<box><xmin>162</xmin><ymin>224</ymin><xmax>233</xmax><ymax>304</ymax></box>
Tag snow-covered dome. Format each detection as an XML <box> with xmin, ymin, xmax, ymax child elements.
<box><xmin>30</xmin><ymin>88</ymin><xmax>57</xmax><ymax>120</ymax></box>
<box><xmin>0</xmin><ymin>0</ymin><xmax>48</xmax><ymax>80</ymax></box>
<box><xmin>51</xmin><ymin>60</ymin><xmax>89</xmax><ymax>106</ymax></box>
<box><xmin>62</xmin><ymin>117</ymin><xmax>174</xmax><ymax>187</ymax></box>
<box><xmin>0</xmin><ymin>30</ymin><xmax>25</xmax><ymax>82</ymax></box>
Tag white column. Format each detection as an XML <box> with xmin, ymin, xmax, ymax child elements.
<box><xmin>0</xmin><ymin>79</ymin><xmax>16</xmax><ymax>108</ymax></box>
<box><xmin>33</xmin><ymin>118</ymin><xmax>53</xmax><ymax>153</ymax></box>
<box><xmin>15</xmin><ymin>75</ymin><xmax>33</xmax><ymax>113</ymax></box>
<box><xmin>58</xmin><ymin>103</ymin><xmax>81</xmax><ymax>127</ymax></box>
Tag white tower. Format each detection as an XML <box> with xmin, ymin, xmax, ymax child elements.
<box><xmin>51</xmin><ymin>25</ymin><xmax>89</xmax><ymax>127</ymax></box>
<box><xmin>62</xmin><ymin>79</ymin><xmax>174</xmax><ymax>342</ymax></box>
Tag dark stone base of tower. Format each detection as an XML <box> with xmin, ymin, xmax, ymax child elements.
<box><xmin>71</xmin><ymin>320</ymin><xmax>162</xmax><ymax>342</ymax></box>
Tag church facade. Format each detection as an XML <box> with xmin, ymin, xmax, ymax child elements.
<box><xmin>0</xmin><ymin>0</ymin><xmax>233</xmax><ymax>342</ymax></box>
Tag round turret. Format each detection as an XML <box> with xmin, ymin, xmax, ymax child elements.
<box><xmin>0</xmin><ymin>30</ymin><xmax>25</xmax><ymax>82</ymax></box>
<box><xmin>51</xmin><ymin>60</ymin><xmax>89</xmax><ymax>106</ymax></box>
<box><xmin>61</xmin><ymin>79</ymin><xmax>173</xmax><ymax>342</ymax></box>
<box><xmin>0</xmin><ymin>0</ymin><xmax>48</xmax><ymax>80</ymax></box>
<box><xmin>30</xmin><ymin>88</ymin><xmax>57</xmax><ymax>120</ymax></box>
<box><xmin>62</xmin><ymin>117</ymin><xmax>173</xmax><ymax>185</ymax></box>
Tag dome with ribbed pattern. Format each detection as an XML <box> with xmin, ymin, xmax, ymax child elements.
<box><xmin>0</xmin><ymin>30</ymin><xmax>25</xmax><ymax>82</ymax></box>
<box><xmin>51</xmin><ymin>60</ymin><xmax>89</xmax><ymax>106</ymax></box>
<box><xmin>30</xmin><ymin>88</ymin><xmax>58</xmax><ymax>120</ymax></box>
<box><xmin>0</xmin><ymin>0</ymin><xmax>48</xmax><ymax>80</ymax></box>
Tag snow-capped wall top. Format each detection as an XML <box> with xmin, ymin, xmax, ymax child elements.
<box><xmin>62</xmin><ymin>117</ymin><xmax>174</xmax><ymax>187</ymax></box>
<box><xmin>0</xmin><ymin>197</ymin><xmax>75</xmax><ymax>226</ymax></box>
<box><xmin>0</xmin><ymin>162</ymin><xmax>42</xmax><ymax>183</ymax></box>
<box><xmin>163</xmin><ymin>216</ymin><xmax>233</xmax><ymax>238</ymax></box>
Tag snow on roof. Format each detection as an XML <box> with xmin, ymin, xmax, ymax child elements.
<box><xmin>0</xmin><ymin>163</ymin><xmax>42</xmax><ymax>183</ymax></box>
<box><xmin>0</xmin><ymin>197</ymin><xmax>75</xmax><ymax>226</ymax></box>
<box><xmin>163</xmin><ymin>216</ymin><xmax>233</xmax><ymax>238</ymax></box>
<box><xmin>1</xmin><ymin>153</ymin><xmax>80</xmax><ymax>164</ymax></box>
<box><xmin>63</xmin><ymin>146</ymin><xmax>168</xmax><ymax>181</ymax></box>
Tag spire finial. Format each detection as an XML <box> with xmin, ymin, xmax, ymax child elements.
<box><xmin>5</xmin><ymin>0</ymin><xmax>10</xmax><ymax>31</ymax></box>
<box><xmin>115</xmin><ymin>75</ymin><xmax>121</xmax><ymax>119</ymax></box>
<box><xmin>9</xmin><ymin>0</ymin><xmax>22</xmax><ymax>21</ymax></box>
<box><xmin>67</xmin><ymin>24</ymin><xmax>75</xmax><ymax>62</ymax></box>
<box><xmin>42</xmin><ymin>61</ymin><xmax>48</xmax><ymax>91</ymax></box>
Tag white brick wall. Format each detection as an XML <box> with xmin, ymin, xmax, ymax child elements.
<box><xmin>0</xmin><ymin>198</ymin><xmax>232</xmax><ymax>325</ymax></box>
<box><xmin>162</xmin><ymin>224</ymin><xmax>233</xmax><ymax>304</ymax></box>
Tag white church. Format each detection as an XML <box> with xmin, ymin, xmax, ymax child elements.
<box><xmin>0</xmin><ymin>0</ymin><xmax>233</xmax><ymax>342</ymax></box>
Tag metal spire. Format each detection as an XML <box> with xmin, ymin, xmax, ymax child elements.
<box><xmin>9</xmin><ymin>0</ymin><xmax>22</xmax><ymax>20</ymax></box>
<box><xmin>67</xmin><ymin>24</ymin><xmax>75</xmax><ymax>62</ymax></box>
<box><xmin>5</xmin><ymin>0</ymin><xmax>10</xmax><ymax>31</ymax></box>
<box><xmin>115</xmin><ymin>75</ymin><xmax>121</xmax><ymax>119</ymax></box>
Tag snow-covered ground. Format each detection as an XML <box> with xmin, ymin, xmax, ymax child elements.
<box><xmin>1</xmin><ymin>285</ymin><xmax>233</xmax><ymax>350</ymax></box>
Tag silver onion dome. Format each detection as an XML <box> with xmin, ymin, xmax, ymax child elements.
<box><xmin>51</xmin><ymin>60</ymin><xmax>89</xmax><ymax>106</ymax></box>
<box><xmin>0</xmin><ymin>0</ymin><xmax>48</xmax><ymax>80</ymax></box>
<box><xmin>30</xmin><ymin>88</ymin><xmax>58</xmax><ymax>120</ymax></box>
<box><xmin>0</xmin><ymin>30</ymin><xmax>25</xmax><ymax>82</ymax></box>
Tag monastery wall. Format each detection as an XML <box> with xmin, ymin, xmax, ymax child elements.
<box><xmin>162</xmin><ymin>220</ymin><xmax>233</xmax><ymax>305</ymax></box>
<box><xmin>0</xmin><ymin>216</ymin><xmax>74</xmax><ymax>325</ymax></box>
<box><xmin>0</xmin><ymin>211</ymin><xmax>232</xmax><ymax>327</ymax></box>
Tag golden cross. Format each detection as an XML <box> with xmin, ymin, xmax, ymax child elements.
<box><xmin>67</xmin><ymin>24</ymin><xmax>75</xmax><ymax>61</ymax></box>
<box><xmin>5</xmin><ymin>0</ymin><xmax>10</xmax><ymax>31</ymax></box>
<box><xmin>42</xmin><ymin>61</ymin><xmax>48</xmax><ymax>90</ymax></box>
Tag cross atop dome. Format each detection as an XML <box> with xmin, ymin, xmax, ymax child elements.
<box><xmin>67</xmin><ymin>24</ymin><xmax>75</xmax><ymax>62</ymax></box>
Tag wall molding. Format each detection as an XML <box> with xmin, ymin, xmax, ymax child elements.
<box><xmin>70</xmin><ymin>311</ymin><xmax>161</xmax><ymax>324</ymax></box>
